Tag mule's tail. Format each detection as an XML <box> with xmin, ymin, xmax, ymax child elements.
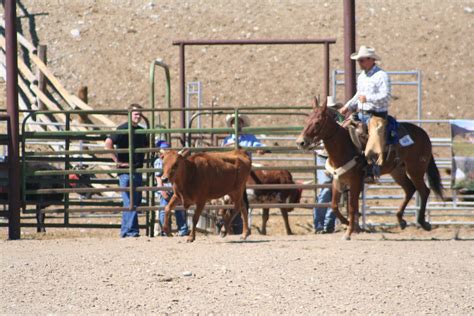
<box><xmin>427</xmin><ymin>154</ymin><xmax>444</xmax><ymax>200</ymax></box>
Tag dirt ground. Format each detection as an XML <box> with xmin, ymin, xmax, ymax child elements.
<box><xmin>1</xmin><ymin>226</ymin><xmax>473</xmax><ymax>314</ymax></box>
<box><xmin>1</xmin><ymin>1</ymin><xmax>474</xmax><ymax>314</ymax></box>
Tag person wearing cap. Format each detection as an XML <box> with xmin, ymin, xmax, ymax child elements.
<box><xmin>154</xmin><ymin>140</ymin><xmax>189</xmax><ymax>236</ymax></box>
<box><xmin>339</xmin><ymin>46</ymin><xmax>391</xmax><ymax>125</ymax></box>
<box><xmin>313</xmin><ymin>96</ymin><xmax>343</xmax><ymax>234</ymax></box>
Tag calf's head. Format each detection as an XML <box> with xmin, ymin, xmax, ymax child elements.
<box><xmin>161</xmin><ymin>149</ymin><xmax>191</xmax><ymax>183</ymax></box>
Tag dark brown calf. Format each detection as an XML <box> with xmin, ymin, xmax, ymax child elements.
<box><xmin>248</xmin><ymin>170</ymin><xmax>302</xmax><ymax>235</ymax></box>
<box><xmin>160</xmin><ymin>149</ymin><xmax>252</xmax><ymax>242</ymax></box>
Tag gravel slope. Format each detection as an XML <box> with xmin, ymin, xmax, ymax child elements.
<box><xmin>1</xmin><ymin>0</ymin><xmax>473</xmax><ymax>125</ymax></box>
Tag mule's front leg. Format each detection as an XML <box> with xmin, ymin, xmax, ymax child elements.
<box><xmin>344</xmin><ymin>186</ymin><xmax>362</xmax><ymax>240</ymax></box>
<box><xmin>330</xmin><ymin>185</ymin><xmax>349</xmax><ymax>225</ymax></box>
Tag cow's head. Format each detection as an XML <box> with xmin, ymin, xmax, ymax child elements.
<box><xmin>161</xmin><ymin>149</ymin><xmax>191</xmax><ymax>183</ymax></box>
<box><xmin>365</xmin><ymin>116</ymin><xmax>387</xmax><ymax>166</ymax></box>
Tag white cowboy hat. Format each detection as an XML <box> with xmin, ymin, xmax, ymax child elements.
<box><xmin>326</xmin><ymin>96</ymin><xmax>343</xmax><ymax>108</ymax></box>
<box><xmin>350</xmin><ymin>45</ymin><xmax>381</xmax><ymax>61</ymax></box>
<box><xmin>225</xmin><ymin>113</ymin><xmax>251</xmax><ymax>127</ymax></box>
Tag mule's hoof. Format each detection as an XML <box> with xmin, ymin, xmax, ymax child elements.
<box><xmin>399</xmin><ymin>219</ymin><xmax>407</xmax><ymax>230</ymax></box>
<box><xmin>240</xmin><ymin>231</ymin><xmax>251</xmax><ymax>240</ymax></box>
<box><xmin>186</xmin><ymin>236</ymin><xmax>195</xmax><ymax>243</ymax></box>
<box><xmin>342</xmin><ymin>234</ymin><xmax>351</xmax><ymax>241</ymax></box>
<box><xmin>420</xmin><ymin>222</ymin><xmax>432</xmax><ymax>231</ymax></box>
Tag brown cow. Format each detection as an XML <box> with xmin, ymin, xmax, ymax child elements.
<box><xmin>220</xmin><ymin>169</ymin><xmax>302</xmax><ymax>235</ymax></box>
<box><xmin>160</xmin><ymin>148</ymin><xmax>252</xmax><ymax>242</ymax></box>
<box><xmin>248</xmin><ymin>170</ymin><xmax>302</xmax><ymax>235</ymax></box>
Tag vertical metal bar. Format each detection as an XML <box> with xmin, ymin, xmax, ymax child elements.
<box><xmin>36</xmin><ymin>45</ymin><xmax>47</xmax><ymax>110</ymax></box>
<box><xmin>417</xmin><ymin>70</ymin><xmax>422</xmax><ymax>127</ymax></box>
<box><xmin>323</xmin><ymin>42</ymin><xmax>330</xmax><ymax>100</ymax></box>
<box><xmin>234</xmin><ymin>109</ymin><xmax>239</xmax><ymax>150</ymax></box>
<box><xmin>179</xmin><ymin>44</ymin><xmax>186</xmax><ymax>145</ymax></box>
<box><xmin>128</xmin><ymin>112</ymin><xmax>134</xmax><ymax>210</ymax></box>
<box><xmin>343</xmin><ymin>0</ymin><xmax>356</xmax><ymax>103</ymax></box>
<box><xmin>197</xmin><ymin>81</ymin><xmax>202</xmax><ymax>129</ymax></box>
<box><xmin>361</xmin><ymin>184</ymin><xmax>366</xmax><ymax>230</ymax></box>
<box><xmin>313</xmin><ymin>152</ymin><xmax>318</xmax><ymax>229</ymax></box>
<box><xmin>6</xmin><ymin>0</ymin><xmax>21</xmax><ymax>239</ymax></box>
<box><xmin>331</xmin><ymin>69</ymin><xmax>337</xmax><ymax>100</ymax></box>
<box><xmin>64</xmin><ymin>113</ymin><xmax>70</xmax><ymax>225</ymax></box>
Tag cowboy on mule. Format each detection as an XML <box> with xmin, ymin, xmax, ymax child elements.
<box><xmin>339</xmin><ymin>45</ymin><xmax>391</xmax><ymax>182</ymax></box>
<box><xmin>296</xmin><ymin>97</ymin><xmax>444</xmax><ymax>240</ymax></box>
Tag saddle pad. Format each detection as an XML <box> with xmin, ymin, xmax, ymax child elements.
<box><xmin>386</xmin><ymin>116</ymin><xmax>399</xmax><ymax>145</ymax></box>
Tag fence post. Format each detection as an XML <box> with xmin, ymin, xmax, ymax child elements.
<box><xmin>64</xmin><ymin>112</ymin><xmax>70</xmax><ymax>225</ymax></box>
<box><xmin>128</xmin><ymin>112</ymin><xmax>135</xmax><ymax>210</ymax></box>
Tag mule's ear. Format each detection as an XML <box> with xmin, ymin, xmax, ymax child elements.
<box><xmin>178</xmin><ymin>148</ymin><xmax>191</xmax><ymax>158</ymax></box>
<box><xmin>312</xmin><ymin>96</ymin><xmax>319</xmax><ymax>110</ymax></box>
<box><xmin>321</xmin><ymin>97</ymin><xmax>328</xmax><ymax>113</ymax></box>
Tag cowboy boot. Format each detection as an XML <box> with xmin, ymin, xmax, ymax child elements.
<box><xmin>364</xmin><ymin>164</ymin><xmax>376</xmax><ymax>184</ymax></box>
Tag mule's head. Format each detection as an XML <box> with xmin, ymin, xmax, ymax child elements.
<box><xmin>365</xmin><ymin>116</ymin><xmax>387</xmax><ymax>166</ymax></box>
<box><xmin>161</xmin><ymin>148</ymin><xmax>191</xmax><ymax>183</ymax></box>
<box><xmin>296</xmin><ymin>97</ymin><xmax>329</xmax><ymax>150</ymax></box>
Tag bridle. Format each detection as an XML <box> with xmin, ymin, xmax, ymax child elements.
<box><xmin>308</xmin><ymin>111</ymin><xmax>339</xmax><ymax>146</ymax></box>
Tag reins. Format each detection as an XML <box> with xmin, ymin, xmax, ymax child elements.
<box><xmin>311</xmin><ymin>113</ymin><xmax>339</xmax><ymax>145</ymax></box>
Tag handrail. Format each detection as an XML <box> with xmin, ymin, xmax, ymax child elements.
<box><xmin>149</xmin><ymin>59</ymin><xmax>171</xmax><ymax>131</ymax></box>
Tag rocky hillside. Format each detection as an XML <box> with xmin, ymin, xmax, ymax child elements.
<box><xmin>1</xmin><ymin>0</ymin><xmax>473</xmax><ymax>128</ymax></box>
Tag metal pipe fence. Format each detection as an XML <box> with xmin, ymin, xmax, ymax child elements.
<box><xmin>8</xmin><ymin>107</ymin><xmax>325</xmax><ymax>235</ymax></box>
<box><xmin>3</xmin><ymin>107</ymin><xmax>472</xmax><ymax>235</ymax></box>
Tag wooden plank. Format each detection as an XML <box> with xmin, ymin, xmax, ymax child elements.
<box><xmin>30</xmin><ymin>84</ymin><xmax>63</xmax><ymax>112</ymax></box>
<box><xmin>17</xmin><ymin>72</ymin><xmax>36</xmax><ymax>105</ymax></box>
<box><xmin>29</xmin><ymin>53</ymin><xmax>76</xmax><ymax>106</ymax></box>
<box><xmin>0</xmin><ymin>18</ymin><xmax>36</xmax><ymax>54</ymax></box>
<box><xmin>69</xmin><ymin>95</ymin><xmax>116</xmax><ymax>127</ymax></box>
<box><xmin>1</xmin><ymin>32</ymin><xmax>115</xmax><ymax>128</ymax></box>
<box><xmin>0</xmin><ymin>37</ymin><xmax>36</xmax><ymax>82</ymax></box>
<box><xmin>29</xmin><ymin>54</ymin><xmax>115</xmax><ymax>128</ymax></box>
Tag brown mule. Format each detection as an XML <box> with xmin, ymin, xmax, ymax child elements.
<box><xmin>296</xmin><ymin>97</ymin><xmax>444</xmax><ymax>240</ymax></box>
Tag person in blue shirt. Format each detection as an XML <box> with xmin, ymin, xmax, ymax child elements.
<box><xmin>154</xmin><ymin>140</ymin><xmax>189</xmax><ymax>236</ymax></box>
<box><xmin>222</xmin><ymin>113</ymin><xmax>265</xmax><ymax>152</ymax></box>
<box><xmin>221</xmin><ymin>113</ymin><xmax>265</xmax><ymax>234</ymax></box>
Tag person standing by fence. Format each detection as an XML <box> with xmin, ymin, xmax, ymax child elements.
<box><xmin>105</xmin><ymin>103</ymin><xmax>148</xmax><ymax>238</ymax></box>
<box><xmin>222</xmin><ymin>113</ymin><xmax>265</xmax><ymax>234</ymax></box>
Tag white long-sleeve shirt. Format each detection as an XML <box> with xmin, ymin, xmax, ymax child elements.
<box><xmin>345</xmin><ymin>65</ymin><xmax>391</xmax><ymax>113</ymax></box>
